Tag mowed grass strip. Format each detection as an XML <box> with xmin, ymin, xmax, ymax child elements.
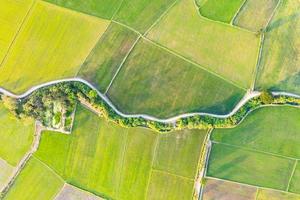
<box><xmin>199</xmin><ymin>0</ymin><xmax>245</xmax><ymax>23</ymax></box>
<box><xmin>153</xmin><ymin>129</ymin><xmax>206</xmax><ymax>178</ymax></box>
<box><xmin>113</xmin><ymin>0</ymin><xmax>176</xmax><ymax>33</ymax></box>
<box><xmin>212</xmin><ymin>106</ymin><xmax>300</xmax><ymax>159</ymax></box>
<box><xmin>0</xmin><ymin>0</ymin><xmax>33</xmax><ymax>63</ymax></box>
<box><xmin>207</xmin><ymin>143</ymin><xmax>295</xmax><ymax>190</ymax></box>
<box><xmin>146</xmin><ymin>170</ymin><xmax>194</xmax><ymax>200</ymax></box>
<box><xmin>256</xmin><ymin>0</ymin><xmax>300</xmax><ymax>93</ymax></box>
<box><xmin>202</xmin><ymin>178</ymin><xmax>257</xmax><ymax>200</ymax></box>
<box><xmin>147</xmin><ymin>0</ymin><xmax>260</xmax><ymax>88</ymax></box>
<box><xmin>3</xmin><ymin>157</ymin><xmax>64</xmax><ymax>200</ymax></box>
<box><xmin>0</xmin><ymin>158</ymin><xmax>14</xmax><ymax>190</ymax></box>
<box><xmin>36</xmin><ymin>105</ymin><xmax>157</xmax><ymax>199</ymax></box>
<box><xmin>257</xmin><ymin>188</ymin><xmax>300</xmax><ymax>200</ymax></box>
<box><xmin>44</xmin><ymin>0</ymin><xmax>122</xmax><ymax>19</ymax></box>
<box><xmin>234</xmin><ymin>0</ymin><xmax>279</xmax><ymax>32</ymax></box>
<box><xmin>0</xmin><ymin>1</ymin><xmax>109</xmax><ymax>94</ymax></box>
<box><xmin>107</xmin><ymin>39</ymin><xmax>245</xmax><ymax>118</ymax></box>
<box><xmin>0</xmin><ymin>103</ymin><xmax>34</xmax><ymax>166</ymax></box>
<box><xmin>78</xmin><ymin>22</ymin><xmax>139</xmax><ymax>92</ymax></box>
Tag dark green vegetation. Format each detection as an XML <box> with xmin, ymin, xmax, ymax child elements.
<box><xmin>208</xmin><ymin>106</ymin><xmax>300</xmax><ymax>193</ymax></box>
<box><xmin>113</xmin><ymin>0</ymin><xmax>176</xmax><ymax>33</ymax></box>
<box><xmin>107</xmin><ymin>39</ymin><xmax>244</xmax><ymax>117</ymax></box>
<box><xmin>198</xmin><ymin>0</ymin><xmax>245</xmax><ymax>23</ymax></box>
<box><xmin>35</xmin><ymin>105</ymin><xmax>206</xmax><ymax>199</ymax></box>
<box><xmin>44</xmin><ymin>0</ymin><xmax>122</xmax><ymax>19</ymax></box>
<box><xmin>78</xmin><ymin>22</ymin><xmax>139</xmax><ymax>92</ymax></box>
<box><xmin>256</xmin><ymin>0</ymin><xmax>300</xmax><ymax>93</ymax></box>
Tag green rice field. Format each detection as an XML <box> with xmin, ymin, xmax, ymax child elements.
<box><xmin>255</xmin><ymin>0</ymin><xmax>300</xmax><ymax>94</ymax></box>
<box><xmin>107</xmin><ymin>39</ymin><xmax>245</xmax><ymax>117</ymax></box>
<box><xmin>78</xmin><ymin>22</ymin><xmax>139</xmax><ymax>92</ymax></box>
<box><xmin>0</xmin><ymin>103</ymin><xmax>34</xmax><ymax>166</ymax></box>
<box><xmin>0</xmin><ymin>0</ymin><xmax>33</xmax><ymax>64</ymax></box>
<box><xmin>234</xmin><ymin>0</ymin><xmax>279</xmax><ymax>32</ymax></box>
<box><xmin>199</xmin><ymin>0</ymin><xmax>245</xmax><ymax>23</ymax></box>
<box><xmin>147</xmin><ymin>0</ymin><xmax>260</xmax><ymax>88</ymax></box>
<box><xmin>0</xmin><ymin>1</ymin><xmax>109</xmax><ymax>94</ymax></box>
<box><xmin>35</xmin><ymin>105</ymin><xmax>206</xmax><ymax>199</ymax></box>
<box><xmin>3</xmin><ymin>157</ymin><xmax>64</xmax><ymax>200</ymax></box>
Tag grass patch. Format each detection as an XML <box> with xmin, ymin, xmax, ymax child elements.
<box><xmin>203</xmin><ymin>178</ymin><xmax>257</xmax><ymax>200</ymax></box>
<box><xmin>0</xmin><ymin>1</ymin><xmax>109</xmax><ymax>94</ymax></box>
<box><xmin>0</xmin><ymin>104</ymin><xmax>34</xmax><ymax>166</ymax></box>
<box><xmin>199</xmin><ymin>0</ymin><xmax>244</xmax><ymax>23</ymax></box>
<box><xmin>257</xmin><ymin>188</ymin><xmax>300</xmax><ymax>200</ymax></box>
<box><xmin>78</xmin><ymin>22</ymin><xmax>139</xmax><ymax>92</ymax></box>
<box><xmin>0</xmin><ymin>0</ymin><xmax>33</xmax><ymax>63</ymax></box>
<box><xmin>44</xmin><ymin>0</ymin><xmax>122</xmax><ymax>19</ymax></box>
<box><xmin>147</xmin><ymin>0</ymin><xmax>260</xmax><ymax>88</ymax></box>
<box><xmin>153</xmin><ymin>129</ymin><xmax>206</xmax><ymax>178</ymax></box>
<box><xmin>207</xmin><ymin>143</ymin><xmax>295</xmax><ymax>190</ymax></box>
<box><xmin>212</xmin><ymin>106</ymin><xmax>300</xmax><ymax>159</ymax></box>
<box><xmin>234</xmin><ymin>0</ymin><xmax>279</xmax><ymax>32</ymax></box>
<box><xmin>113</xmin><ymin>0</ymin><xmax>176</xmax><ymax>33</ymax></box>
<box><xmin>3</xmin><ymin>157</ymin><xmax>64</xmax><ymax>200</ymax></box>
<box><xmin>146</xmin><ymin>170</ymin><xmax>194</xmax><ymax>200</ymax></box>
<box><xmin>107</xmin><ymin>39</ymin><xmax>245</xmax><ymax>118</ymax></box>
<box><xmin>256</xmin><ymin>0</ymin><xmax>300</xmax><ymax>94</ymax></box>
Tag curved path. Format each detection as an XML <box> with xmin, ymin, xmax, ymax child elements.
<box><xmin>0</xmin><ymin>78</ymin><xmax>299</xmax><ymax>124</ymax></box>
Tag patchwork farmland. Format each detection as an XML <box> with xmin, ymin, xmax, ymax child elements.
<box><xmin>0</xmin><ymin>0</ymin><xmax>299</xmax><ymax>199</ymax></box>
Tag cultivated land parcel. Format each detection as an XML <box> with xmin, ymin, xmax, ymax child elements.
<box><xmin>0</xmin><ymin>0</ymin><xmax>300</xmax><ymax>199</ymax></box>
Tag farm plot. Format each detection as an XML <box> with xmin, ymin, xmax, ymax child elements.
<box><xmin>55</xmin><ymin>184</ymin><xmax>104</xmax><ymax>200</ymax></box>
<box><xmin>212</xmin><ymin>106</ymin><xmax>300</xmax><ymax>158</ymax></box>
<box><xmin>113</xmin><ymin>0</ymin><xmax>176</xmax><ymax>33</ymax></box>
<box><xmin>44</xmin><ymin>0</ymin><xmax>122</xmax><ymax>19</ymax></box>
<box><xmin>202</xmin><ymin>178</ymin><xmax>257</xmax><ymax>200</ymax></box>
<box><xmin>0</xmin><ymin>103</ymin><xmax>34</xmax><ymax>166</ymax></box>
<box><xmin>0</xmin><ymin>1</ymin><xmax>109</xmax><ymax>94</ymax></box>
<box><xmin>107</xmin><ymin>39</ymin><xmax>245</xmax><ymax>118</ymax></box>
<box><xmin>198</xmin><ymin>0</ymin><xmax>245</xmax><ymax>23</ymax></box>
<box><xmin>288</xmin><ymin>163</ymin><xmax>300</xmax><ymax>193</ymax></box>
<box><xmin>146</xmin><ymin>170</ymin><xmax>194</xmax><ymax>200</ymax></box>
<box><xmin>78</xmin><ymin>22</ymin><xmax>139</xmax><ymax>92</ymax></box>
<box><xmin>234</xmin><ymin>0</ymin><xmax>279</xmax><ymax>32</ymax></box>
<box><xmin>3</xmin><ymin>156</ymin><xmax>64</xmax><ymax>200</ymax></box>
<box><xmin>257</xmin><ymin>189</ymin><xmax>300</xmax><ymax>200</ymax></box>
<box><xmin>147</xmin><ymin>0</ymin><xmax>260</xmax><ymax>89</ymax></box>
<box><xmin>255</xmin><ymin>0</ymin><xmax>300</xmax><ymax>94</ymax></box>
<box><xmin>207</xmin><ymin>143</ymin><xmax>295</xmax><ymax>190</ymax></box>
<box><xmin>0</xmin><ymin>158</ymin><xmax>14</xmax><ymax>190</ymax></box>
<box><xmin>36</xmin><ymin>105</ymin><xmax>205</xmax><ymax>199</ymax></box>
<box><xmin>0</xmin><ymin>0</ymin><xmax>33</xmax><ymax>64</ymax></box>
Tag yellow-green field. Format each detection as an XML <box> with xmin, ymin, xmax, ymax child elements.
<box><xmin>0</xmin><ymin>1</ymin><xmax>109</xmax><ymax>94</ymax></box>
<box><xmin>0</xmin><ymin>0</ymin><xmax>33</xmax><ymax>64</ymax></box>
<box><xmin>0</xmin><ymin>158</ymin><xmax>14</xmax><ymax>190</ymax></box>
<box><xmin>234</xmin><ymin>0</ymin><xmax>279</xmax><ymax>32</ymax></box>
<box><xmin>147</xmin><ymin>0</ymin><xmax>260</xmax><ymax>88</ymax></box>
<box><xmin>256</xmin><ymin>0</ymin><xmax>300</xmax><ymax>93</ymax></box>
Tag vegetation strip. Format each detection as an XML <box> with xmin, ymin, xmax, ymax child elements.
<box><xmin>0</xmin><ymin>78</ymin><xmax>299</xmax><ymax>133</ymax></box>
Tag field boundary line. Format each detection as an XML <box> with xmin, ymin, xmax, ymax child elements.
<box><xmin>145</xmin><ymin>135</ymin><xmax>160</xmax><ymax>198</ymax></box>
<box><xmin>104</xmin><ymin>36</ymin><xmax>141</xmax><ymax>94</ymax></box>
<box><xmin>287</xmin><ymin>160</ymin><xmax>298</xmax><ymax>191</ymax></box>
<box><xmin>110</xmin><ymin>0</ymin><xmax>124</xmax><ymax>20</ymax></box>
<box><xmin>205</xmin><ymin>176</ymin><xmax>300</xmax><ymax>196</ymax></box>
<box><xmin>231</xmin><ymin>0</ymin><xmax>248</xmax><ymax>25</ymax></box>
<box><xmin>250</xmin><ymin>0</ymin><xmax>282</xmax><ymax>90</ymax></box>
<box><xmin>255</xmin><ymin>188</ymin><xmax>260</xmax><ymax>200</ymax></box>
<box><xmin>151</xmin><ymin>169</ymin><xmax>194</xmax><ymax>181</ymax></box>
<box><xmin>0</xmin><ymin>0</ymin><xmax>36</xmax><ymax>68</ymax></box>
<box><xmin>111</xmin><ymin>19</ymin><xmax>247</xmax><ymax>90</ymax></box>
<box><xmin>194</xmin><ymin>0</ymin><xmax>256</xmax><ymax>34</ymax></box>
<box><xmin>211</xmin><ymin>141</ymin><xmax>298</xmax><ymax>161</ymax></box>
<box><xmin>143</xmin><ymin>0</ymin><xmax>178</xmax><ymax>36</ymax></box>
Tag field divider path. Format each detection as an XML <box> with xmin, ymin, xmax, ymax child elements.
<box><xmin>230</xmin><ymin>0</ymin><xmax>248</xmax><ymax>25</ymax></box>
<box><xmin>286</xmin><ymin>160</ymin><xmax>298</xmax><ymax>191</ymax></box>
<box><xmin>0</xmin><ymin>0</ymin><xmax>36</xmax><ymax>68</ymax></box>
<box><xmin>0</xmin><ymin>78</ymin><xmax>299</xmax><ymax>124</ymax></box>
<box><xmin>0</xmin><ymin>121</ymin><xmax>42</xmax><ymax>196</ymax></box>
